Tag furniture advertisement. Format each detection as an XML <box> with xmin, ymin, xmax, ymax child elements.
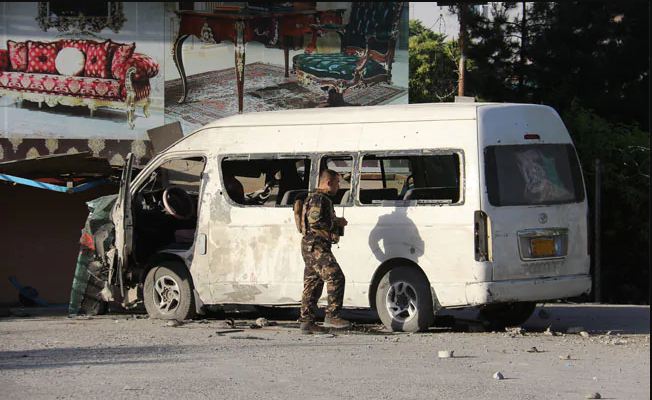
<box><xmin>1</xmin><ymin>2</ymin><xmax>408</xmax><ymax>164</ymax></box>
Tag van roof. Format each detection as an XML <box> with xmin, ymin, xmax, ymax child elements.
<box><xmin>168</xmin><ymin>102</ymin><xmax>557</xmax><ymax>153</ymax></box>
<box><xmin>201</xmin><ymin>102</ymin><xmax>508</xmax><ymax>129</ymax></box>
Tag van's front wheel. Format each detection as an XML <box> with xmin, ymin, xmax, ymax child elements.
<box><xmin>375</xmin><ymin>267</ymin><xmax>434</xmax><ymax>332</ymax></box>
<box><xmin>144</xmin><ymin>261</ymin><xmax>196</xmax><ymax>320</ymax></box>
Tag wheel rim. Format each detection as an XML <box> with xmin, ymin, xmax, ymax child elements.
<box><xmin>153</xmin><ymin>275</ymin><xmax>181</xmax><ymax>315</ymax></box>
<box><xmin>385</xmin><ymin>281</ymin><xmax>418</xmax><ymax>323</ymax></box>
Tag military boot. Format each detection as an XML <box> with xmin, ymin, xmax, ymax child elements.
<box><xmin>323</xmin><ymin>315</ymin><xmax>351</xmax><ymax>329</ymax></box>
<box><xmin>300</xmin><ymin>321</ymin><xmax>326</xmax><ymax>335</ymax></box>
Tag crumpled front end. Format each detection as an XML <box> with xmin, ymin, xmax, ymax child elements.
<box><xmin>68</xmin><ymin>194</ymin><xmax>117</xmax><ymax>315</ymax></box>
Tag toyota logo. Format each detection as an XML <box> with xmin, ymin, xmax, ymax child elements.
<box><xmin>538</xmin><ymin>213</ymin><xmax>548</xmax><ymax>224</ymax></box>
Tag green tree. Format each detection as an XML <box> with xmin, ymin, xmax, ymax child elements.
<box><xmin>409</xmin><ymin>20</ymin><xmax>460</xmax><ymax>102</ymax></box>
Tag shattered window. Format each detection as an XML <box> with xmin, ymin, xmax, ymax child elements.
<box><xmin>221</xmin><ymin>157</ymin><xmax>311</xmax><ymax>207</ymax></box>
<box><xmin>358</xmin><ymin>153</ymin><xmax>461</xmax><ymax>205</ymax></box>
<box><xmin>484</xmin><ymin>144</ymin><xmax>585</xmax><ymax>206</ymax></box>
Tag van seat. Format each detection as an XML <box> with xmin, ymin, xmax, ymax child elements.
<box><xmin>403</xmin><ymin>187</ymin><xmax>458</xmax><ymax>202</ymax></box>
<box><xmin>339</xmin><ymin>190</ymin><xmax>351</xmax><ymax>205</ymax></box>
<box><xmin>359</xmin><ymin>188</ymin><xmax>398</xmax><ymax>203</ymax></box>
<box><xmin>280</xmin><ymin>189</ymin><xmax>308</xmax><ymax>205</ymax></box>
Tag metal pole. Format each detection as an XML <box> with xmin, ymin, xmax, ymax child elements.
<box><xmin>457</xmin><ymin>7</ymin><xmax>466</xmax><ymax>97</ymax></box>
<box><xmin>594</xmin><ymin>159</ymin><xmax>602</xmax><ymax>303</ymax></box>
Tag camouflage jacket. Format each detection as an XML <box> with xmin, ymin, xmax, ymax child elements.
<box><xmin>302</xmin><ymin>190</ymin><xmax>339</xmax><ymax>243</ymax></box>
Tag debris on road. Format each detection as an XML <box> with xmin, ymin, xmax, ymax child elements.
<box><xmin>438</xmin><ymin>350</ymin><xmax>454</xmax><ymax>358</ymax></box>
<box><xmin>165</xmin><ymin>320</ymin><xmax>183</xmax><ymax>328</ymax></box>
<box><xmin>255</xmin><ymin>317</ymin><xmax>269</xmax><ymax>327</ymax></box>
<box><xmin>544</xmin><ymin>326</ymin><xmax>559</xmax><ymax>336</ymax></box>
<box><xmin>493</xmin><ymin>371</ymin><xmax>505</xmax><ymax>380</ymax></box>
<box><xmin>215</xmin><ymin>329</ymin><xmax>245</xmax><ymax>335</ymax></box>
<box><xmin>559</xmin><ymin>354</ymin><xmax>572</xmax><ymax>360</ymax></box>
<box><xmin>527</xmin><ymin>346</ymin><xmax>541</xmax><ymax>353</ymax></box>
<box><xmin>505</xmin><ymin>327</ymin><xmax>525</xmax><ymax>337</ymax></box>
<box><xmin>229</xmin><ymin>335</ymin><xmax>271</xmax><ymax>341</ymax></box>
<box><xmin>585</xmin><ymin>392</ymin><xmax>602</xmax><ymax>399</ymax></box>
<box><xmin>579</xmin><ymin>331</ymin><xmax>590</xmax><ymax>338</ymax></box>
<box><xmin>314</xmin><ymin>333</ymin><xmax>335</xmax><ymax>338</ymax></box>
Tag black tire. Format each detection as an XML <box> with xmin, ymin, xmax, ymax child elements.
<box><xmin>479</xmin><ymin>302</ymin><xmax>536</xmax><ymax>329</ymax></box>
<box><xmin>375</xmin><ymin>267</ymin><xmax>434</xmax><ymax>332</ymax></box>
<box><xmin>143</xmin><ymin>261</ymin><xmax>196</xmax><ymax>320</ymax></box>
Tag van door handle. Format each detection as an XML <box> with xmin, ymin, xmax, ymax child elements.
<box><xmin>197</xmin><ymin>233</ymin><xmax>207</xmax><ymax>255</ymax></box>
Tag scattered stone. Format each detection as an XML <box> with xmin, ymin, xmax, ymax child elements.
<box><xmin>579</xmin><ymin>331</ymin><xmax>590</xmax><ymax>338</ymax></box>
<box><xmin>559</xmin><ymin>354</ymin><xmax>572</xmax><ymax>360</ymax></box>
<box><xmin>527</xmin><ymin>346</ymin><xmax>540</xmax><ymax>353</ymax></box>
<box><xmin>438</xmin><ymin>350</ymin><xmax>454</xmax><ymax>358</ymax></box>
<box><xmin>249</xmin><ymin>323</ymin><xmax>262</xmax><ymax>329</ymax></box>
<box><xmin>505</xmin><ymin>327</ymin><xmax>524</xmax><ymax>336</ymax></box>
<box><xmin>567</xmin><ymin>326</ymin><xmax>585</xmax><ymax>334</ymax></box>
<box><xmin>612</xmin><ymin>338</ymin><xmax>628</xmax><ymax>345</ymax></box>
<box><xmin>605</xmin><ymin>331</ymin><xmax>612</xmax><ymax>336</ymax></box>
<box><xmin>314</xmin><ymin>333</ymin><xmax>335</xmax><ymax>338</ymax></box>
<box><xmin>585</xmin><ymin>392</ymin><xmax>601</xmax><ymax>399</ymax></box>
<box><xmin>493</xmin><ymin>371</ymin><xmax>504</xmax><ymax>380</ymax></box>
<box><xmin>165</xmin><ymin>320</ymin><xmax>183</xmax><ymax>327</ymax></box>
<box><xmin>543</xmin><ymin>326</ymin><xmax>559</xmax><ymax>336</ymax></box>
<box><xmin>255</xmin><ymin>317</ymin><xmax>269</xmax><ymax>327</ymax></box>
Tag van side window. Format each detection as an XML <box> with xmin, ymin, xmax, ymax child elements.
<box><xmin>319</xmin><ymin>155</ymin><xmax>354</xmax><ymax>205</ymax></box>
<box><xmin>221</xmin><ymin>157</ymin><xmax>311</xmax><ymax>207</ymax></box>
<box><xmin>358</xmin><ymin>153</ymin><xmax>462</xmax><ymax>205</ymax></box>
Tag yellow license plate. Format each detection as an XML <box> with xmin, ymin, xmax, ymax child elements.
<box><xmin>531</xmin><ymin>238</ymin><xmax>555</xmax><ymax>257</ymax></box>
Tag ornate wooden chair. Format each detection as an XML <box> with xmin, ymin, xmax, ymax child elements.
<box><xmin>292</xmin><ymin>2</ymin><xmax>405</xmax><ymax>106</ymax></box>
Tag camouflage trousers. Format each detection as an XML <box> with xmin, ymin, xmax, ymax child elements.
<box><xmin>300</xmin><ymin>237</ymin><xmax>345</xmax><ymax>322</ymax></box>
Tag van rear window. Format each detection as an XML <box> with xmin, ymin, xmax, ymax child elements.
<box><xmin>484</xmin><ymin>144</ymin><xmax>584</xmax><ymax>206</ymax></box>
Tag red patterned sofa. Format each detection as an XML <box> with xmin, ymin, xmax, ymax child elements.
<box><xmin>0</xmin><ymin>39</ymin><xmax>159</xmax><ymax>129</ymax></box>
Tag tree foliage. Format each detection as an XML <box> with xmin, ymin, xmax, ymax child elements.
<box><xmin>409</xmin><ymin>20</ymin><xmax>460</xmax><ymax>102</ymax></box>
<box><xmin>409</xmin><ymin>2</ymin><xmax>650</xmax><ymax>303</ymax></box>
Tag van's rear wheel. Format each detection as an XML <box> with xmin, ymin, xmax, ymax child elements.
<box><xmin>375</xmin><ymin>267</ymin><xmax>434</xmax><ymax>332</ymax></box>
<box><xmin>144</xmin><ymin>261</ymin><xmax>196</xmax><ymax>320</ymax></box>
<box><xmin>479</xmin><ymin>302</ymin><xmax>536</xmax><ymax>329</ymax></box>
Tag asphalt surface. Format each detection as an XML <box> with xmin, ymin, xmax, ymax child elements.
<box><xmin>1</xmin><ymin>304</ymin><xmax>649</xmax><ymax>400</ymax></box>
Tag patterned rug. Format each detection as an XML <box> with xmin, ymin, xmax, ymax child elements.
<box><xmin>164</xmin><ymin>62</ymin><xmax>406</xmax><ymax>132</ymax></box>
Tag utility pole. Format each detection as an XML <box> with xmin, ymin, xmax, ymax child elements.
<box><xmin>457</xmin><ymin>5</ymin><xmax>467</xmax><ymax>96</ymax></box>
<box><xmin>594</xmin><ymin>159</ymin><xmax>602</xmax><ymax>303</ymax></box>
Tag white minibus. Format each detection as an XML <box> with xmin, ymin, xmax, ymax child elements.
<box><xmin>105</xmin><ymin>103</ymin><xmax>591</xmax><ymax>332</ymax></box>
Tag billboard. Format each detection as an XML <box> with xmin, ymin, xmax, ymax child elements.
<box><xmin>0</xmin><ymin>2</ymin><xmax>408</xmax><ymax>164</ymax></box>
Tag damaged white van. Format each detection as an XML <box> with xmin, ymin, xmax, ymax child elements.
<box><xmin>70</xmin><ymin>103</ymin><xmax>591</xmax><ymax>332</ymax></box>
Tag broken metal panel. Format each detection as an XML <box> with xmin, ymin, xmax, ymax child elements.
<box><xmin>113</xmin><ymin>153</ymin><xmax>134</xmax><ymax>299</ymax></box>
<box><xmin>68</xmin><ymin>194</ymin><xmax>118</xmax><ymax>315</ymax></box>
<box><xmin>147</xmin><ymin>121</ymin><xmax>184</xmax><ymax>156</ymax></box>
<box><xmin>0</xmin><ymin>173</ymin><xmax>110</xmax><ymax>193</ymax></box>
<box><xmin>0</xmin><ymin>151</ymin><xmax>113</xmax><ymax>178</ymax></box>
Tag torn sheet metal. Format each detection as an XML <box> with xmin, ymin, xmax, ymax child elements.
<box><xmin>0</xmin><ymin>173</ymin><xmax>109</xmax><ymax>193</ymax></box>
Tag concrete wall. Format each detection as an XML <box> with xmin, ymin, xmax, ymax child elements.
<box><xmin>0</xmin><ymin>183</ymin><xmax>117</xmax><ymax>306</ymax></box>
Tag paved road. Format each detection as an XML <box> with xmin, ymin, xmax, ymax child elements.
<box><xmin>1</xmin><ymin>304</ymin><xmax>649</xmax><ymax>400</ymax></box>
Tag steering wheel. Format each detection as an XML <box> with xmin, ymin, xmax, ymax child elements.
<box><xmin>162</xmin><ymin>187</ymin><xmax>195</xmax><ymax>220</ymax></box>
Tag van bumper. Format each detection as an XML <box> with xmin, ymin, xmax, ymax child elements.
<box><xmin>464</xmin><ymin>274</ymin><xmax>592</xmax><ymax>305</ymax></box>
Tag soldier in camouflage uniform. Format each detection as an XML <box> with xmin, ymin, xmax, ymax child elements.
<box><xmin>300</xmin><ymin>169</ymin><xmax>351</xmax><ymax>334</ymax></box>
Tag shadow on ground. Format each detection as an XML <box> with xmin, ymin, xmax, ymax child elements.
<box><xmin>0</xmin><ymin>345</ymin><xmax>195</xmax><ymax>371</ymax></box>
